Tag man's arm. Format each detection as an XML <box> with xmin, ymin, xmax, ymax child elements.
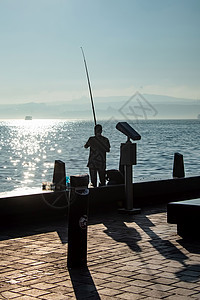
<box><xmin>106</xmin><ymin>139</ymin><xmax>111</xmax><ymax>152</ymax></box>
<box><xmin>84</xmin><ymin>137</ymin><xmax>91</xmax><ymax>148</ymax></box>
<box><xmin>84</xmin><ymin>141</ymin><xmax>89</xmax><ymax>148</ymax></box>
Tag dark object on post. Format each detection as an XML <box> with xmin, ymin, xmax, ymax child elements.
<box><xmin>53</xmin><ymin>160</ymin><xmax>66</xmax><ymax>190</ymax></box>
<box><xmin>106</xmin><ymin>169</ymin><xmax>124</xmax><ymax>185</ymax></box>
<box><xmin>120</xmin><ymin>142</ymin><xmax>137</xmax><ymax>165</ymax></box>
<box><xmin>119</xmin><ymin>143</ymin><xmax>137</xmax><ymax>176</ymax></box>
<box><xmin>173</xmin><ymin>153</ymin><xmax>185</xmax><ymax>178</ymax></box>
<box><xmin>116</xmin><ymin>122</ymin><xmax>141</xmax><ymax>141</ymax></box>
<box><xmin>67</xmin><ymin>174</ymin><xmax>89</xmax><ymax>269</ymax></box>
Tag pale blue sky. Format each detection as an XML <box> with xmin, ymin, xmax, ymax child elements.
<box><xmin>0</xmin><ymin>0</ymin><xmax>200</xmax><ymax>104</ymax></box>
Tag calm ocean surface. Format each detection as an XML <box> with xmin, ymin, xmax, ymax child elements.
<box><xmin>0</xmin><ymin>119</ymin><xmax>199</xmax><ymax>193</ymax></box>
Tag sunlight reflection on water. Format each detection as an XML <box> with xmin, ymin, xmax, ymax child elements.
<box><xmin>0</xmin><ymin>119</ymin><xmax>199</xmax><ymax>193</ymax></box>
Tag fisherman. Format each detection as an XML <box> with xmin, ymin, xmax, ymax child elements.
<box><xmin>84</xmin><ymin>124</ymin><xmax>110</xmax><ymax>187</ymax></box>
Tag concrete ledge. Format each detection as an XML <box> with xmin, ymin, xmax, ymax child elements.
<box><xmin>134</xmin><ymin>176</ymin><xmax>200</xmax><ymax>203</ymax></box>
<box><xmin>0</xmin><ymin>189</ymin><xmax>68</xmax><ymax>218</ymax></box>
<box><xmin>0</xmin><ymin>176</ymin><xmax>199</xmax><ymax>218</ymax></box>
<box><xmin>89</xmin><ymin>176</ymin><xmax>200</xmax><ymax>211</ymax></box>
<box><xmin>167</xmin><ymin>198</ymin><xmax>200</xmax><ymax>240</ymax></box>
<box><xmin>167</xmin><ymin>198</ymin><xmax>200</xmax><ymax>224</ymax></box>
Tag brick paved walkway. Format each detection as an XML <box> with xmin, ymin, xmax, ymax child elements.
<box><xmin>0</xmin><ymin>204</ymin><xmax>200</xmax><ymax>299</ymax></box>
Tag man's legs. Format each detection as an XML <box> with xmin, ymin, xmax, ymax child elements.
<box><xmin>89</xmin><ymin>168</ymin><xmax>97</xmax><ymax>187</ymax></box>
<box><xmin>98</xmin><ymin>169</ymin><xmax>106</xmax><ymax>186</ymax></box>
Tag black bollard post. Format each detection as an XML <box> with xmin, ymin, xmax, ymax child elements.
<box><xmin>53</xmin><ymin>160</ymin><xmax>66</xmax><ymax>191</ymax></box>
<box><xmin>173</xmin><ymin>153</ymin><xmax>185</xmax><ymax>178</ymax></box>
<box><xmin>67</xmin><ymin>174</ymin><xmax>89</xmax><ymax>269</ymax></box>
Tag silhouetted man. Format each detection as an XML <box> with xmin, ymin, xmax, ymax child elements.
<box><xmin>84</xmin><ymin>124</ymin><xmax>110</xmax><ymax>187</ymax></box>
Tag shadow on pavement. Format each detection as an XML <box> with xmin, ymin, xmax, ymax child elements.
<box><xmin>135</xmin><ymin>215</ymin><xmax>188</xmax><ymax>263</ymax></box>
<box><xmin>69</xmin><ymin>266</ymin><xmax>100</xmax><ymax>300</ymax></box>
<box><xmin>134</xmin><ymin>213</ymin><xmax>200</xmax><ymax>282</ymax></box>
<box><xmin>0</xmin><ymin>215</ymin><xmax>68</xmax><ymax>244</ymax></box>
<box><xmin>175</xmin><ymin>263</ymin><xmax>200</xmax><ymax>282</ymax></box>
<box><xmin>103</xmin><ymin>214</ymin><xmax>142</xmax><ymax>253</ymax></box>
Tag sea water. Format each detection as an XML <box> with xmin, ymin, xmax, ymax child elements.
<box><xmin>0</xmin><ymin>119</ymin><xmax>199</xmax><ymax>193</ymax></box>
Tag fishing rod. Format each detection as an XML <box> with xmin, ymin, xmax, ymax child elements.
<box><xmin>80</xmin><ymin>47</ymin><xmax>97</xmax><ymax>126</ymax></box>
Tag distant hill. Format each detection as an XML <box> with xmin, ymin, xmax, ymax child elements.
<box><xmin>0</xmin><ymin>94</ymin><xmax>200</xmax><ymax>120</ymax></box>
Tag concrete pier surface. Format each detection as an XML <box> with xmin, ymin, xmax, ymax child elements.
<box><xmin>0</xmin><ymin>204</ymin><xmax>200</xmax><ymax>299</ymax></box>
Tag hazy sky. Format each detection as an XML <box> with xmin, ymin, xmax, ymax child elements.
<box><xmin>0</xmin><ymin>0</ymin><xmax>200</xmax><ymax>104</ymax></box>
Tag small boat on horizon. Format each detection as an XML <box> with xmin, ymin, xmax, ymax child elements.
<box><xmin>25</xmin><ymin>116</ymin><xmax>32</xmax><ymax>120</ymax></box>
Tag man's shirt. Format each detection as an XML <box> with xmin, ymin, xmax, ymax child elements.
<box><xmin>85</xmin><ymin>135</ymin><xmax>110</xmax><ymax>170</ymax></box>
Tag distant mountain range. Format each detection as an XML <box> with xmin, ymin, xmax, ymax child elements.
<box><xmin>0</xmin><ymin>94</ymin><xmax>200</xmax><ymax>120</ymax></box>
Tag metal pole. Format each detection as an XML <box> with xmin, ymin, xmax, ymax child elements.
<box><xmin>124</xmin><ymin>165</ymin><xmax>133</xmax><ymax>210</ymax></box>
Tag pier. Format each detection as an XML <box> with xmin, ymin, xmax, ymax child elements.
<box><xmin>0</xmin><ymin>202</ymin><xmax>200</xmax><ymax>299</ymax></box>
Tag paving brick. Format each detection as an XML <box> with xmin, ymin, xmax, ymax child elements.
<box><xmin>48</xmin><ymin>285</ymin><xmax>74</xmax><ymax>294</ymax></box>
<box><xmin>100</xmin><ymin>281</ymin><xmax>129</xmax><ymax>290</ymax></box>
<box><xmin>20</xmin><ymin>288</ymin><xmax>49</xmax><ymax>297</ymax></box>
<box><xmin>172</xmin><ymin>281</ymin><xmax>199</xmax><ymax>290</ymax></box>
<box><xmin>0</xmin><ymin>290</ymin><xmax>20</xmax><ymax>298</ymax></box>
<box><xmin>117</xmin><ymin>292</ymin><xmax>146</xmax><ymax>299</ymax></box>
<box><xmin>128</xmin><ymin>279</ymin><xmax>153</xmax><ymax>288</ymax></box>
<box><xmin>164</xmin><ymin>296</ymin><xmax>198</xmax><ymax>300</ymax></box>
<box><xmin>172</xmin><ymin>287</ymin><xmax>199</xmax><ymax>296</ymax></box>
<box><xmin>133</xmin><ymin>267</ymin><xmax>162</xmax><ymax>276</ymax></box>
<box><xmin>90</xmin><ymin>266</ymin><xmax>117</xmax><ymax>274</ymax></box>
<box><xmin>30</xmin><ymin>282</ymin><xmax>55</xmax><ymax>290</ymax></box>
<box><xmin>102</xmin><ymin>275</ymin><xmax>131</xmax><ymax>284</ymax></box>
<box><xmin>0</xmin><ymin>282</ymin><xmax>18</xmax><ymax>293</ymax></box>
<box><xmin>99</xmin><ymin>287</ymin><xmax>123</xmax><ymax>296</ymax></box>
<box><xmin>39</xmin><ymin>293</ymin><xmax>68</xmax><ymax>299</ymax></box>
<box><xmin>130</xmin><ymin>273</ymin><xmax>157</xmax><ymax>282</ymax></box>
<box><xmin>92</xmin><ymin>272</ymin><xmax>114</xmax><ymax>279</ymax></box>
<box><xmin>11</xmin><ymin>286</ymin><xmax>31</xmax><ymax>294</ymax></box>
<box><xmin>141</xmin><ymin>288</ymin><xmax>174</xmax><ymax>298</ymax></box>
<box><xmin>110</xmin><ymin>270</ymin><xmax>135</xmax><ymax>277</ymax></box>
<box><xmin>156</xmin><ymin>271</ymin><xmax>178</xmax><ymax>279</ymax></box>
<box><xmin>14</xmin><ymin>296</ymin><xmax>41</xmax><ymax>300</ymax></box>
<box><xmin>121</xmin><ymin>285</ymin><xmax>150</xmax><ymax>294</ymax></box>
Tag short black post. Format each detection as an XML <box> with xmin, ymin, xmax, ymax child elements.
<box><xmin>173</xmin><ymin>153</ymin><xmax>185</xmax><ymax>178</ymax></box>
<box><xmin>67</xmin><ymin>174</ymin><xmax>89</xmax><ymax>269</ymax></box>
<box><xmin>53</xmin><ymin>160</ymin><xmax>66</xmax><ymax>190</ymax></box>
